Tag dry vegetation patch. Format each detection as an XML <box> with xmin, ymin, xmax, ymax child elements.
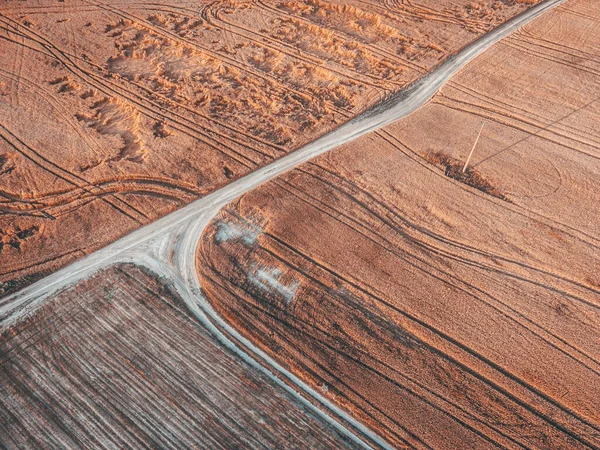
<box><xmin>423</xmin><ymin>150</ymin><xmax>509</xmax><ymax>200</ymax></box>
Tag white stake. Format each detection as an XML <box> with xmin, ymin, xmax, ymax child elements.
<box><xmin>463</xmin><ymin>122</ymin><xmax>486</xmax><ymax>173</ymax></box>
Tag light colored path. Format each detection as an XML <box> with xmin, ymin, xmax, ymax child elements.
<box><xmin>0</xmin><ymin>1</ymin><xmax>564</xmax><ymax>448</ymax></box>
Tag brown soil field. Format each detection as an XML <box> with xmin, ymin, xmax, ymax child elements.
<box><xmin>0</xmin><ymin>0</ymin><xmax>541</xmax><ymax>295</ymax></box>
<box><xmin>198</xmin><ymin>0</ymin><xmax>600</xmax><ymax>448</ymax></box>
<box><xmin>0</xmin><ymin>263</ymin><xmax>364</xmax><ymax>449</ymax></box>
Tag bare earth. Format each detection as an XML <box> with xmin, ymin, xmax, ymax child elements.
<box><xmin>0</xmin><ymin>263</ymin><xmax>362</xmax><ymax>449</ymax></box>
<box><xmin>198</xmin><ymin>0</ymin><xmax>600</xmax><ymax>448</ymax></box>
<box><xmin>0</xmin><ymin>0</ymin><xmax>540</xmax><ymax>295</ymax></box>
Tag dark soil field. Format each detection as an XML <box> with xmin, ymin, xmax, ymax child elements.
<box><xmin>198</xmin><ymin>1</ymin><xmax>600</xmax><ymax>448</ymax></box>
<box><xmin>0</xmin><ymin>263</ymin><xmax>362</xmax><ymax>449</ymax></box>
<box><xmin>0</xmin><ymin>0</ymin><xmax>541</xmax><ymax>295</ymax></box>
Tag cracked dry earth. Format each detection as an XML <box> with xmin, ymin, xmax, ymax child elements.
<box><xmin>0</xmin><ymin>0</ymin><xmax>540</xmax><ymax>295</ymax></box>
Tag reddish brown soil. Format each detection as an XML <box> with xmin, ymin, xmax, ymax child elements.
<box><xmin>0</xmin><ymin>0</ymin><xmax>540</xmax><ymax>295</ymax></box>
<box><xmin>0</xmin><ymin>263</ymin><xmax>362</xmax><ymax>449</ymax></box>
<box><xmin>198</xmin><ymin>1</ymin><xmax>600</xmax><ymax>448</ymax></box>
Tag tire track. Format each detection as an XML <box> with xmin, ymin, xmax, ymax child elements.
<box><xmin>200</xmin><ymin>206</ymin><xmax>600</xmax><ymax>449</ymax></box>
<box><xmin>0</xmin><ymin>16</ymin><xmax>263</xmax><ymax>168</ymax></box>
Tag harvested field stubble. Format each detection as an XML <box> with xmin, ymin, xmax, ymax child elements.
<box><xmin>198</xmin><ymin>0</ymin><xmax>600</xmax><ymax>448</ymax></box>
<box><xmin>0</xmin><ymin>0</ymin><xmax>541</xmax><ymax>294</ymax></box>
<box><xmin>0</xmin><ymin>264</ymin><xmax>362</xmax><ymax>449</ymax></box>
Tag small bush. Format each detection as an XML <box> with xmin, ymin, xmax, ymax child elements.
<box><xmin>423</xmin><ymin>151</ymin><xmax>509</xmax><ymax>201</ymax></box>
